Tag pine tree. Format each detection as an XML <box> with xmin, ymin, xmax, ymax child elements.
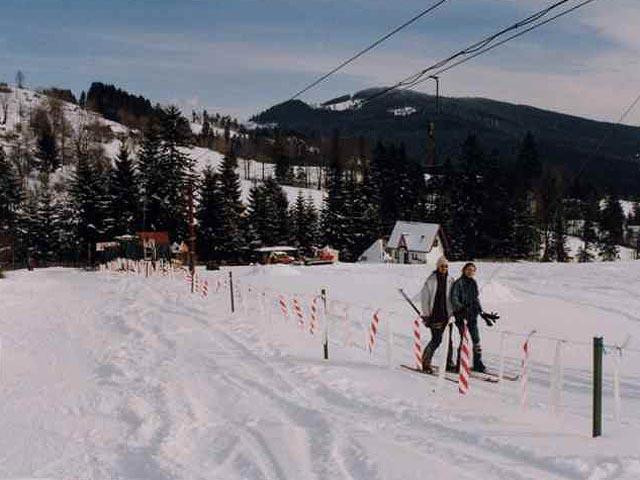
<box><xmin>17</xmin><ymin>190</ymin><xmax>39</xmax><ymax>262</ymax></box>
<box><xmin>0</xmin><ymin>146</ymin><xmax>22</xmax><ymax>236</ymax></box>
<box><xmin>33</xmin><ymin>173</ymin><xmax>57</xmax><ymax>263</ymax></box>
<box><xmin>321</xmin><ymin>161</ymin><xmax>350</xmax><ymax>257</ymax></box>
<box><xmin>37</xmin><ymin>130</ymin><xmax>59</xmax><ymax>172</ymax></box>
<box><xmin>248</xmin><ymin>179</ymin><xmax>290</xmax><ymax>247</ymax></box>
<box><xmin>577</xmin><ymin>194</ymin><xmax>599</xmax><ymax>262</ymax></box>
<box><xmin>598</xmin><ymin>194</ymin><xmax>624</xmax><ymax>261</ymax></box>
<box><xmin>550</xmin><ymin>200</ymin><xmax>568</xmax><ymax>262</ymax></box>
<box><xmin>196</xmin><ymin>166</ymin><xmax>224</xmax><ymax>261</ymax></box>
<box><xmin>291</xmin><ymin>192</ymin><xmax>318</xmax><ymax>254</ymax></box>
<box><xmin>109</xmin><ymin>143</ymin><xmax>139</xmax><ymax>235</ymax></box>
<box><xmin>138</xmin><ymin>122</ymin><xmax>164</xmax><ymax>231</ymax></box>
<box><xmin>70</xmin><ymin>150</ymin><xmax>106</xmax><ymax>263</ymax></box>
<box><xmin>538</xmin><ymin>169</ymin><xmax>564</xmax><ymax>261</ymax></box>
<box><xmin>519</xmin><ymin>132</ymin><xmax>542</xmax><ymax>189</ymax></box>
<box><xmin>273</xmin><ymin>131</ymin><xmax>292</xmax><ymax>185</ymax></box>
<box><xmin>452</xmin><ymin>135</ymin><xmax>484</xmax><ymax>259</ymax></box>
<box><xmin>217</xmin><ymin>151</ymin><xmax>245</xmax><ymax>259</ymax></box>
<box><xmin>160</xmin><ymin>105</ymin><xmax>194</xmax><ymax>240</ymax></box>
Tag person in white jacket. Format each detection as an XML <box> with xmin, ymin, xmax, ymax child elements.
<box><xmin>414</xmin><ymin>256</ymin><xmax>455</xmax><ymax>373</ymax></box>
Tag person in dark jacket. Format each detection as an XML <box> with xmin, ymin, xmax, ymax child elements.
<box><xmin>414</xmin><ymin>256</ymin><xmax>454</xmax><ymax>373</ymax></box>
<box><xmin>450</xmin><ymin>262</ymin><xmax>498</xmax><ymax>373</ymax></box>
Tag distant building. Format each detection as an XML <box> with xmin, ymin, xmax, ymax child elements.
<box><xmin>358</xmin><ymin>221</ymin><xmax>448</xmax><ymax>265</ymax></box>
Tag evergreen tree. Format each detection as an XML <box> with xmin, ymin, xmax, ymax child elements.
<box><xmin>70</xmin><ymin>150</ymin><xmax>106</xmax><ymax>263</ymax></box>
<box><xmin>321</xmin><ymin>161</ymin><xmax>350</xmax><ymax>257</ymax></box>
<box><xmin>273</xmin><ymin>131</ymin><xmax>292</xmax><ymax>185</ymax></box>
<box><xmin>519</xmin><ymin>132</ymin><xmax>542</xmax><ymax>188</ymax></box>
<box><xmin>217</xmin><ymin>151</ymin><xmax>245</xmax><ymax>259</ymax></box>
<box><xmin>37</xmin><ymin>129</ymin><xmax>59</xmax><ymax>172</ymax></box>
<box><xmin>196</xmin><ymin>166</ymin><xmax>224</xmax><ymax>261</ymax></box>
<box><xmin>109</xmin><ymin>143</ymin><xmax>139</xmax><ymax>235</ymax></box>
<box><xmin>598</xmin><ymin>194</ymin><xmax>624</xmax><ymax>261</ymax></box>
<box><xmin>550</xmin><ymin>199</ymin><xmax>568</xmax><ymax>262</ymax></box>
<box><xmin>33</xmin><ymin>173</ymin><xmax>57</xmax><ymax>263</ymax></box>
<box><xmin>290</xmin><ymin>193</ymin><xmax>318</xmax><ymax>254</ymax></box>
<box><xmin>538</xmin><ymin>169</ymin><xmax>564</xmax><ymax>261</ymax></box>
<box><xmin>248</xmin><ymin>179</ymin><xmax>289</xmax><ymax>247</ymax></box>
<box><xmin>577</xmin><ymin>193</ymin><xmax>599</xmax><ymax>262</ymax></box>
<box><xmin>160</xmin><ymin>105</ymin><xmax>193</xmax><ymax>240</ymax></box>
<box><xmin>451</xmin><ymin>135</ymin><xmax>484</xmax><ymax>259</ymax></box>
<box><xmin>138</xmin><ymin>122</ymin><xmax>164</xmax><ymax>231</ymax></box>
<box><xmin>0</xmin><ymin>147</ymin><xmax>22</xmax><ymax>236</ymax></box>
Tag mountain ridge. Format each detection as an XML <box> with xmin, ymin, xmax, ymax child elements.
<box><xmin>253</xmin><ymin>88</ymin><xmax>640</xmax><ymax>194</ymax></box>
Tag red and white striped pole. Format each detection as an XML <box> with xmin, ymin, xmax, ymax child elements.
<box><xmin>309</xmin><ymin>296</ymin><xmax>318</xmax><ymax>335</ymax></box>
<box><xmin>521</xmin><ymin>330</ymin><xmax>536</xmax><ymax>409</ymax></box>
<box><xmin>368</xmin><ymin>309</ymin><xmax>381</xmax><ymax>354</ymax></box>
<box><xmin>458</xmin><ymin>321</ymin><xmax>471</xmax><ymax>395</ymax></box>
<box><xmin>412</xmin><ymin>316</ymin><xmax>422</xmax><ymax>370</ymax></box>
<box><xmin>292</xmin><ymin>297</ymin><xmax>304</xmax><ymax>329</ymax></box>
<box><xmin>278</xmin><ymin>295</ymin><xmax>289</xmax><ymax>322</ymax></box>
<box><xmin>201</xmin><ymin>279</ymin><xmax>209</xmax><ymax>298</ymax></box>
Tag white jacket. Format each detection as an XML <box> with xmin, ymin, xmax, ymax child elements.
<box><xmin>414</xmin><ymin>271</ymin><xmax>454</xmax><ymax>319</ymax></box>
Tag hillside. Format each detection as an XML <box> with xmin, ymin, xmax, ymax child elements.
<box><xmin>253</xmin><ymin>89</ymin><xmax>640</xmax><ymax>194</ymax></box>
<box><xmin>0</xmin><ymin>85</ymin><xmax>323</xmax><ymax>207</ymax></box>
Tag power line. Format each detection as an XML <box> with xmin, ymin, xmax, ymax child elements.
<box><xmin>573</xmin><ymin>91</ymin><xmax>640</xmax><ymax>180</ymax></box>
<box><xmin>362</xmin><ymin>0</ymin><xmax>598</xmax><ymax>105</ymax></box>
<box><xmin>410</xmin><ymin>0</ymin><xmax>598</xmax><ymax>88</ymax></box>
<box><xmin>286</xmin><ymin>0</ymin><xmax>449</xmax><ymax>102</ymax></box>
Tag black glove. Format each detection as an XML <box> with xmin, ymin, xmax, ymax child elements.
<box><xmin>480</xmin><ymin>311</ymin><xmax>500</xmax><ymax>327</ymax></box>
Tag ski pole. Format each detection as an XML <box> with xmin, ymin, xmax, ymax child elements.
<box><xmin>398</xmin><ymin>289</ymin><xmax>421</xmax><ymax>317</ymax></box>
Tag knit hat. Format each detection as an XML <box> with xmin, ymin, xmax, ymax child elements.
<box><xmin>436</xmin><ymin>256</ymin><xmax>449</xmax><ymax>268</ymax></box>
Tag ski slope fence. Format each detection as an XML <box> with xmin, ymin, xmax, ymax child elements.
<box><xmin>98</xmin><ymin>260</ymin><xmax>640</xmax><ymax>437</ymax></box>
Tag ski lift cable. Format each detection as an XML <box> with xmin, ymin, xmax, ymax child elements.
<box><xmin>573</xmin><ymin>91</ymin><xmax>640</xmax><ymax>180</ymax></box>
<box><xmin>285</xmin><ymin>0</ymin><xmax>450</xmax><ymax>103</ymax></box>
<box><xmin>362</xmin><ymin>0</ymin><xmax>598</xmax><ymax>105</ymax></box>
<box><xmin>407</xmin><ymin>0</ymin><xmax>599</xmax><ymax>90</ymax></box>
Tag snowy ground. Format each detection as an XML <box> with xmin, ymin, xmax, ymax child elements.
<box><xmin>1</xmin><ymin>261</ymin><xmax>639</xmax><ymax>479</ymax></box>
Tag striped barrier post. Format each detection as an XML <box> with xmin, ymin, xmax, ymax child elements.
<box><xmin>458</xmin><ymin>321</ymin><xmax>471</xmax><ymax>395</ymax></box>
<box><xmin>278</xmin><ymin>295</ymin><xmax>289</xmax><ymax>322</ymax></box>
<box><xmin>368</xmin><ymin>309</ymin><xmax>380</xmax><ymax>354</ymax></box>
<box><xmin>521</xmin><ymin>330</ymin><xmax>537</xmax><ymax>410</ymax></box>
<box><xmin>412</xmin><ymin>316</ymin><xmax>422</xmax><ymax>370</ymax></box>
<box><xmin>292</xmin><ymin>296</ymin><xmax>304</xmax><ymax>329</ymax></box>
<box><xmin>201</xmin><ymin>279</ymin><xmax>209</xmax><ymax>298</ymax></box>
<box><xmin>309</xmin><ymin>296</ymin><xmax>318</xmax><ymax>335</ymax></box>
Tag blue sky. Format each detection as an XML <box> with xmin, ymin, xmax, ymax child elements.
<box><xmin>0</xmin><ymin>0</ymin><xmax>638</xmax><ymax>122</ymax></box>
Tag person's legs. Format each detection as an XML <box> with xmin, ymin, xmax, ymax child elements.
<box><xmin>422</xmin><ymin>326</ymin><xmax>444</xmax><ymax>372</ymax></box>
<box><xmin>467</xmin><ymin>319</ymin><xmax>486</xmax><ymax>372</ymax></box>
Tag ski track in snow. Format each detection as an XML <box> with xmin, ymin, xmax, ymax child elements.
<box><xmin>0</xmin><ymin>264</ymin><xmax>639</xmax><ymax>479</ymax></box>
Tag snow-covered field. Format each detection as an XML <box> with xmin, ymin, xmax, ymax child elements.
<box><xmin>1</xmin><ymin>261</ymin><xmax>639</xmax><ymax>479</ymax></box>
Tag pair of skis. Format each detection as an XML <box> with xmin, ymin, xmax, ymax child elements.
<box><xmin>401</xmin><ymin>364</ymin><xmax>519</xmax><ymax>383</ymax></box>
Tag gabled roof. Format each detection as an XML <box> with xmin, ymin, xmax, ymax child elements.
<box><xmin>387</xmin><ymin>221</ymin><xmax>441</xmax><ymax>253</ymax></box>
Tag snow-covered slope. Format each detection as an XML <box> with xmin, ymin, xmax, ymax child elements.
<box><xmin>0</xmin><ymin>261</ymin><xmax>639</xmax><ymax>478</ymax></box>
<box><xmin>0</xmin><ymin>86</ymin><xmax>325</xmax><ymax>206</ymax></box>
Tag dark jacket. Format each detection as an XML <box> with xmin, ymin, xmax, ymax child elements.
<box><xmin>451</xmin><ymin>275</ymin><xmax>482</xmax><ymax>322</ymax></box>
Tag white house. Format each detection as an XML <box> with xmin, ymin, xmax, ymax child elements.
<box><xmin>386</xmin><ymin>221</ymin><xmax>448</xmax><ymax>264</ymax></box>
<box><xmin>358</xmin><ymin>221</ymin><xmax>448</xmax><ymax>265</ymax></box>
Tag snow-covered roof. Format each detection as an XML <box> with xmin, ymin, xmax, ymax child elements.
<box><xmin>358</xmin><ymin>239</ymin><xmax>391</xmax><ymax>263</ymax></box>
<box><xmin>254</xmin><ymin>246</ymin><xmax>298</xmax><ymax>253</ymax></box>
<box><xmin>387</xmin><ymin>221</ymin><xmax>441</xmax><ymax>253</ymax></box>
